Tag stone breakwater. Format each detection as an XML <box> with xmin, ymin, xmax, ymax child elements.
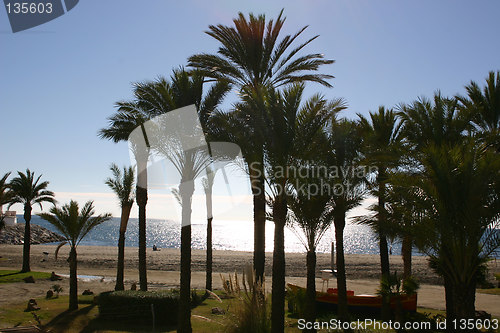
<box><xmin>0</xmin><ymin>224</ymin><xmax>65</xmax><ymax>244</ymax></box>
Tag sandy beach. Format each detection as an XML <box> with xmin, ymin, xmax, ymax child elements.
<box><xmin>0</xmin><ymin>244</ymin><xmax>499</xmax><ymax>317</ymax></box>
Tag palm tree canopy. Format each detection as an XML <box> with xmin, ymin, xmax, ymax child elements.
<box><xmin>287</xmin><ymin>175</ymin><xmax>335</xmax><ymax>251</ymax></box>
<box><xmin>105</xmin><ymin>164</ymin><xmax>135</xmax><ymax>207</ymax></box>
<box><xmin>357</xmin><ymin>106</ymin><xmax>404</xmax><ymax>169</ymax></box>
<box><xmin>397</xmin><ymin>92</ymin><xmax>471</xmax><ymax>149</ymax></box>
<box><xmin>38</xmin><ymin>200</ymin><xmax>112</xmax><ymax>247</ymax></box>
<box><xmin>0</xmin><ymin>172</ymin><xmax>12</xmax><ymax>209</ymax></box>
<box><xmin>408</xmin><ymin>141</ymin><xmax>500</xmax><ymax>278</ymax></box>
<box><xmin>458</xmin><ymin>70</ymin><xmax>500</xmax><ymax>132</ymax></box>
<box><xmin>8</xmin><ymin>169</ymin><xmax>55</xmax><ymax>209</ymax></box>
<box><xmin>188</xmin><ymin>10</ymin><xmax>334</xmax><ymax>89</ymax></box>
<box><xmin>326</xmin><ymin>119</ymin><xmax>366</xmax><ymax>210</ymax></box>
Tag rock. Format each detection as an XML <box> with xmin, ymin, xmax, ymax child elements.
<box><xmin>50</xmin><ymin>271</ymin><xmax>62</xmax><ymax>281</ymax></box>
<box><xmin>0</xmin><ymin>224</ymin><xmax>65</xmax><ymax>245</ymax></box>
<box><xmin>82</xmin><ymin>289</ymin><xmax>93</xmax><ymax>295</ymax></box>
<box><xmin>211</xmin><ymin>307</ymin><xmax>225</xmax><ymax>315</ymax></box>
<box><xmin>26</xmin><ymin>299</ymin><xmax>40</xmax><ymax>311</ymax></box>
<box><xmin>130</xmin><ymin>283</ymin><xmax>137</xmax><ymax>290</ymax></box>
<box><xmin>46</xmin><ymin>290</ymin><xmax>54</xmax><ymax>299</ymax></box>
<box><xmin>23</xmin><ymin>276</ymin><xmax>35</xmax><ymax>283</ymax></box>
<box><xmin>475</xmin><ymin>310</ymin><xmax>491</xmax><ymax>320</ymax></box>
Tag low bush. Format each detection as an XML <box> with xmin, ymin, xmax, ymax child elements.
<box><xmin>98</xmin><ymin>290</ymin><xmax>179</xmax><ymax>326</ymax></box>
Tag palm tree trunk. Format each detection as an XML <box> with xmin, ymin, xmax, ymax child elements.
<box><xmin>69</xmin><ymin>246</ymin><xmax>78</xmax><ymax>310</ymax></box>
<box><xmin>115</xmin><ymin>205</ymin><xmax>132</xmax><ymax>291</ymax></box>
<box><xmin>136</xmin><ymin>185</ymin><xmax>148</xmax><ymax>291</ymax></box>
<box><xmin>401</xmin><ymin>235</ymin><xmax>412</xmax><ymax>280</ymax></box>
<box><xmin>21</xmin><ymin>204</ymin><xmax>32</xmax><ymax>273</ymax></box>
<box><xmin>271</xmin><ymin>195</ymin><xmax>286</xmax><ymax>333</ymax></box>
<box><xmin>206</xmin><ymin>217</ymin><xmax>213</xmax><ymax>291</ymax></box>
<box><xmin>305</xmin><ymin>250</ymin><xmax>317</xmax><ymax>333</ymax></box>
<box><xmin>251</xmin><ymin>162</ymin><xmax>266</xmax><ymax>284</ymax></box>
<box><xmin>334</xmin><ymin>213</ymin><xmax>349</xmax><ymax>321</ymax></box>
<box><xmin>452</xmin><ymin>280</ymin><xmax>476</xmax><ymax>320</ymax></box>
<box><xmin>378</xmin><ymin>172</ymin><xmax>391</xmax><ymax>320</ymax></box>
<box><xmin>178</xmin><ymin>180</ymin><xmax>194</xmax><ymax>333</ymax></box>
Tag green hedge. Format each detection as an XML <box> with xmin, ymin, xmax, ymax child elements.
<box><xmin>98</xmin><ymin>290</ymin><xmax>179</xmax><ymax>326</ymax></box>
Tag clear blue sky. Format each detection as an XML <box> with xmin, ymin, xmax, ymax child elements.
<box><xmin>1</xmin><ymin>0</ymin><xmax>499</xmax><ymax>218</ymax></box>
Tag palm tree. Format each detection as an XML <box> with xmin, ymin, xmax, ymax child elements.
<box><xmin>202</xmin><ymin>166</ymin><xmax>217</xmax><ymax>291</ymax></box>
<box><xmin>397</xmin><ymin>92</ymin><xmax>470</xmax><ymax>150</ymax></box>
<box><xmin>188</xmin><ymin>10</ymin><xmax>334</xmax><ymax>284</ymax></box>
<box><xmin>39</xmin><ymin>201</ymin><xmax>111</xmax><ymax>310</ymax></box>
<box><xmin>136</xmin><ymin>69</ymin><xmax>228</xmax><ymax>333</ymax></box>
<box><xmin>244</xmin><ymin>84</ymin><xmax>339</xmax><ymax>332</ymax></box>
<box><xmin>8</xmin><ymin>169</ymin><xmax>55</xmax><ymax>272</ymax></box>
<box><xmin>458</xmin><ymin>71</ymin><xmax>500</xmax><ymax>149</ymax></box>
<box><xmin>0</xmin><ymin>172</ymin><xmax>12</xmax><ymax>231</ymax></box>
<box><xmin>288</xmin><ymin>173</ymin><xmax>335</xmax><ymax>330</ymax></box>
<box><xmin>325</xmin><ymin>119</ymin><xmax>365</xmax><ymax>320</ymax></box>
<box><xmin>357</xmin><ymin>107</ymin><xmax>403</xmax><ymax>319</ymax></box>
<box><xmin>105</xmin><ymin>164</ymin><xmax>135</xmax><ymax>291</ymax></box>
<box><xmin>99</xmin><ymin>101</ymin><xmax>151</xmax><ymax>291</ymax></box>
<box><xmin>408</xmin><ymin>141</ymin><xmax>500</xmax><ymax>320</ymax></box>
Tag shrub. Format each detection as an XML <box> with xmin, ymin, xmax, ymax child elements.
<box><xmin>223</xmin><ymin>265</ymin><xmax>270</xmax><ymax>333</ymax></box>
<box><xmin>98</xmin><ymin>290</ymin><xmax>179</xmax><ymax>326</ymax></box>
<box><xmin>286</xmin><ymin>285</ymin><xmax>307</xmax><ymax>318</ymax></box>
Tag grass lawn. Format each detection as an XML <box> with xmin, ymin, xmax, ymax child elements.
<box><xmin>0</xmin><ymin>270</ymin><xmax>52</xmax><ymax>283</ymax></box>
<box><xmin>0</xmin><ymin>292</ymin><xmax>496</xmax><ymax>333</ymax></box>
<box><xmin>477</xmin><ymin>288</ymin><xmax>500</xmax><ymax>295</ymax></box>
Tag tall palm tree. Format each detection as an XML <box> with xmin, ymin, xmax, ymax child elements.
<box><xmin>288</xmin><ymin>174</ymin><xmax>335</xmax><ymax>331</ymax></box>
<box><xmin>188</xmin><ymin>10</ymin><xmax>334</xmax><ymax>283</ymax></box>
<box><xmin>357</xmin><ymin>107</ymin><xmax>403</xmax><ymax>319</ymax></box>
<box><xmin>8</xmin><ymin>169</ymin><xmax>55</xmax><ymax>272</ymax></box>
<box><xmin>137</xmin><ymin>69</ymin><xmax>229</xmax><ymax>333</ymax></box>
<box><xmin>458</xmin><ymin>71</ymin><xmax>500</xmax><ymax>149</ymax></box>
<box><xmin>105</xmin><ymin>164</ymin><xmax>135</xmax><ymax>291</ymax></box>
<box><xmin>99</xmin><ymin>102</ymin><xmax>151</xmax><ymax>291</ymax></box>
<box><xmin>202</xmin><ymin>166</ymin><xmax>217</xmax><ymax>291</ymax></box>
<box><xmin>326</xmin><ymin>119</ymin><xmax>365</xmax><ymax>320</ymax></box>
<box><xmin>39</xmin><ymin>201</ymin><xmax>111</xmax><ymax>310</ymax></box>
<box><xmin>244</xmin><ymin>84</ymin><xmax>339</xmax><ymax>332</ymax></box>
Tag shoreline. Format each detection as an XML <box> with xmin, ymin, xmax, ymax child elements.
<box><xmin>0</xmin><ymin>244</ymin><xmax>444</xmax><ymax>285</ymax></box>
<box><xmin>1</xmin><ymin>244</ymin><xmax>499</xmax><ymax>285</ymax></box>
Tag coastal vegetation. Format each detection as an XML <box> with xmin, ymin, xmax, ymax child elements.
<box><xmin>0</xmin><ymin>9</ymin><xmax>498</xmax><ymax>333</ymax></box>
<box><xmin>38</xmin><ymin>201</ymin><xmax>111</xmax><ymax>310</ymax></box>
<box><xmin>7</xmin><ymin>169</ymin><xmax>55</xmax><ymax>273</ymax></box>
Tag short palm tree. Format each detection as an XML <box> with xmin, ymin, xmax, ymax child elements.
<box><xmin>288</xmin><ymin>174</ymin><xmax>335</xmax><ymax>330</ymax></box>
<box><xmin>326</xmin><ymin>119</ymin><xmax>366</xmax><ymax>320</ymax></box>
<box><xmin>8</xmin><ymin>169</ymin><xmax>55</xmax><ymax>272</ymax></box>
<box><xmin>409</xmin><ymin>141</ymin><xmax>500</xmax><ymax>320</ymax></box>
<box><xmin>189</xmin><ymin>10</ymin><xmax>335</xmax><ymax>286</ymax></box>
<box><xmin>357</xmin><ymin>107</ymin><xmax>403</xmax><ymax>319</ymax></box>
<box><xmin>39</xmin><ymin>201</ymin><xmax>111</xmax><ymax>310</ymax></box>
<box><xmin>105</xmin><ymin>164</ymin><xmax>135</xmax><ymax>291</ymax></box>
<box><xmin>0</xmin><ymin>172</ymin><xmax>12</xmax><ymax>231</ymax></box>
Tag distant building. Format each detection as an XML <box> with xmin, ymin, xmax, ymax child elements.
<box><xmin>3</xmin><ymin>211</ymin><xmax>17</xmax><ymax>226</ymax></box>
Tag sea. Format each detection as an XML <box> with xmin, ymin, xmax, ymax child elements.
<box><xmin>24</xmin><ymin>214</ymin><xmax>402</xmax><ymax>255</ymax></box>
<box><xmin>23</xmin><ymin>215</ymin><xmax>500</xmax><ymax>257</ymax></box>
